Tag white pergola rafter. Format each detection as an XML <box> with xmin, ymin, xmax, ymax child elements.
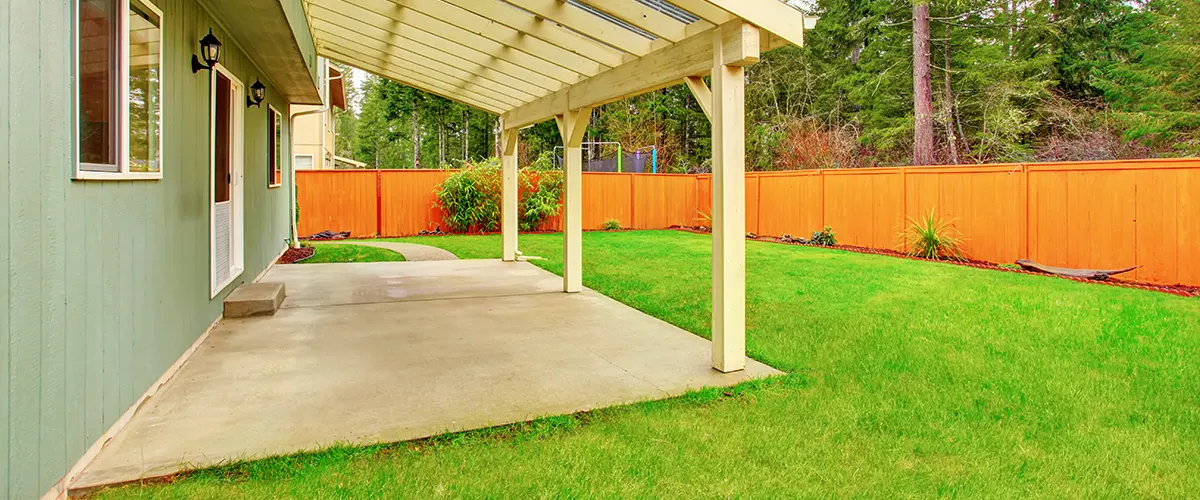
<box><xmin>301</xmin><ymin>0</ymin><xmax>810</xmax><ymax>373</ymax></box>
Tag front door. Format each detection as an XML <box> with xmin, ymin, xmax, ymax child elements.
<box><xmin>211</xmin><ymin>64</ymin><xmax>244</xmax><ymax>296</ymax></box>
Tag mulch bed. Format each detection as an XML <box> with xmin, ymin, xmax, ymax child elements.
<box><xmin>277</xmin><ymin>246</ymin><xmax>315</xmax><ymax>264</ymax></box>
<box><xmin>670</xmin><ymin>226</ymin><xmax>1200</xmax><ymax>298</ymax></box>
<box><xmin>304</xmin><ymin>230</ymin><xmax>351</xmax><ymax>241</ymax></box>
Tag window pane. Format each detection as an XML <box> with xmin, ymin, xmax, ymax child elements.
<box><xmin>215</xmin><ymin>73</ymin><xmax>231</xmax><ymax>203</ymax></box>
<box><xmin>267</xmin><ymin>110</ymin><xmax>276</xmax><ymax>185</ymax></box>
<box><xmin>274</xmin><ymin>111</ymin><xmax>283</xmax><ymax>184</ymax></box>
<box><xmin>128</xmin><ymin>0</ymin><xmax>161</xmax><ymax>173</ymax></box>
<box><xmin>79</xmin><ymin>0</ymin><xmax>119</xmax><ymax>169</ymax></box>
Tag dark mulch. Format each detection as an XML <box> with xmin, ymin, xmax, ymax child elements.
<box><xmin>277</xmin><ymin>246</ymin><xmax>315</xmax><ymax>264</ymax></box>
<box><xmin>305</xmin><ymin>230</ymin><xmax>351</xmax><ymax>240</ymax></box>
<box><xmin>670</xmin><ymin>227</ymin><xmax>1200</xmax><ymax>298</ymax></box>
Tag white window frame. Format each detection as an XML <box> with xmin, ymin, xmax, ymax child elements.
<box><xmin>268</xmin><ymin>104</ymin><xmax>283</xmax><ymax>188</ymax></box>
<box><xmin>294</xmin><ymin>154</ymin><xmax>315</xmax><ymax>171</ymax></box>
<box><xmin>73</xmin><ymin>0</ymin><xmax>165</xmax><ymax>181</ymax></box>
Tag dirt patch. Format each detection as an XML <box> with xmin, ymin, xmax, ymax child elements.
<box><xmin>671</xmin><ymin>227</ymin><xmax>1200</xmax><ymax>298</ymax></box>
<box><xmin>277</xmin><ymin>246</ymin><xmax>315</xmax><ymax>264</ymax></box>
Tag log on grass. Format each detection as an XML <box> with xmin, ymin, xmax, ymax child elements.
<box><xmin>1015</xmin><ymin>259</ymin><xmax>1139</xmax><ymax>280</ymax></box>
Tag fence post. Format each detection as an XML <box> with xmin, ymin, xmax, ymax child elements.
<box><xmin>375</xmin><ymin>170</ymin><xmax>383</xmax><ymax>237</ymax></box>
<box><xmin>629</xmin><ymin>173</ymin><xmax>636</xmax><ymax>229</ymax></box>
<box><xmin>819</xmin><ymin>169</ymin><xmax>826</xmax><ymax>229</ymax></box>
<box><xmin>1021</xmin><ymin>163</ymin><xmax>1029</xmax><ymax>261</ymax></box>
<box><xmin>900</xmin><ymin>167</ymin><xmax>908</xmax><ymax>253</ymax></box>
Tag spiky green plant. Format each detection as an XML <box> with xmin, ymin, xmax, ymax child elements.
<box><xmin>904</xmin><ymin>208</ymin><xmax>966</xmax><ymax>261</ymax></box>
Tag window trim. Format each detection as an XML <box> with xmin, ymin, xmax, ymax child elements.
<box><xmin>267</xmin><ymin>104</ymin><xmax>283</xmax><ymax>188</ymax></box>
<box><xmin>73</xmin><ymin>0</ymin><xmax>165</xmax><ymax>181</ymax></box>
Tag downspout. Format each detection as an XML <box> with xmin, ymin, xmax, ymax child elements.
<box><xmin>289</xmin><ymin>58</ymin><xmax>335</xmax><ymax>249</ymax></box>
<box><xmin>321</xmin><ymin>70</ymin><xmax>344</xmax><ymax>170</ymax></box>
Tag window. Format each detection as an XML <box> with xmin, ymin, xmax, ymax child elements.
<box><xmin>76</xmin><ymin>0</ymin><xmax>164</xmax><ymax>179</ymax></box>
<box><xmin>268</xmin><ymin>106</ymin><xmax>283</xmax><ymax>187</ymax></box>
<box><xmin>294</xmin><ymin>154</ymin><xmax>314</xmax><ymax>171</ymax></box>
<box><xmin>214</xmin><ymin>72</ymin><xmax>231</xmax><ymax>203</ymax></box>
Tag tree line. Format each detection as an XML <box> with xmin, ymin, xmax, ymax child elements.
<box><xmin>338</xmin><ymin>0</ymin><xmax>1200</xmax><ymax>172</ymax></box>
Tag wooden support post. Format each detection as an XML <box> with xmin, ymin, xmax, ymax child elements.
<box><xmin>557</xmin><ymin>107</ymin><xmax>591</xmax><ymax>292</ymax></box>
<box><xmin>711</xmin><ymin>22</ymin><xmax>757</xmax><ymax>373</ymax></box>
<box><xmin>501</xmin><ymin>127</ymin><xmax>519</xmax><ymax>261</ymax></box>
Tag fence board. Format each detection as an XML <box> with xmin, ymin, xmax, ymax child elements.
<box><xmin>380</xmin><ymin>170</ymin><xmax>451</xmax><ymax>237</ymax></box>
<box><xmin>583</xmin><ymin>173</ymin><xmax>633</xmax><ymax>230</ymax></box>
<box><xmin>1179</xmin><ymin>169</ymin><xmax>1200</xmax><ymax>286</ymax></box>
<box><xmin>758</xmin><ymin>172</ymin><xmax>821</xmax><ymax>238</ymax></box>
<box><xmin>634</xmin><ymin>174</ymin><xmax>701</xmax><ymax>229</ymax></box>
<box><xmin>296</xmin><ymin>171</ymin><xmax>378</xmax><ymax>237</ymax></box>
<box><xmin>298</xmin><ymin>158</ymin><xmax>1200</xmax><ymax>286</ymax></box>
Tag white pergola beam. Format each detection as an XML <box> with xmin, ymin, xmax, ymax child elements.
<box><xmin>436</xmin><ymin>0</ymin><xmax>629</xmax><ymax>70</ymax></box>
<box><xmin>683</xmin><ymin>76</ymin><xmax>712</xmax><ymax>120</ymax></box>
<box><xmin>502</xmin><ymin>22</ymin><xmax>719</xmax><ymax>129</ymax></box>
<box><xmin>314</xmin><ymin>27</ymin><xmax>539</xmax><ymax>102</ymax></box>
<box><xmin>701</xmin><ymin>0</ymin><xmax>807</xmax><ymax>47</ymax></box>
<box><xmin>501</xmin><ymin>127</ymin><xmax>519</xmax><ymax>262</ymax></box>
<box><xmin>576</xmin><ymin>0</ymin><xmax>697</xmax><ymax>42</ymax></box>
<box><xmin>710</xmin><ymin>21</ymin><xmax>757</xmax><ymax>373</ymax></box>
<box><xmin>557</xmin><ymin>106</ymin><xmax>591</xmax><ymax>293</ymax></box>
<box><xmin>321</xmin><ymin>42</ymin><xmax>524</xmax><ymax>107</ymax></box>
<box><xmin>308</xmin><ymin>0</ymin><xmax>584</xmax><ymax>85</ymax></box>
<box><xmin>309</xmin><ymin>11</ymin><xmax>564</xmax><ymax>93</ymax></box>
<box><xmin>666</xmin><ymin>0</ymin><xmax>735</xmax><ymax>25</ymax></box>
<box><xmin>384</xmin><ymin>0</ymin><xmax>608</xmax><ymax>76</ymax></box>
<box><xmin>320</xmin><ymin>47</ymin><xmax>507</xmax><ymax>113</ymax></box>
<box><xmin>502</xmin><ymin>0</ymin><xmax>655</xmax><ymax>55</ymax></box>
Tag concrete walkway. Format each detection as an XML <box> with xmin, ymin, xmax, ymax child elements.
<box><xmin>71</xmin><ymin>260</ymin><xmax>780</xmax><ymax>493</ymax></box>
<box><xmin>321</xmin><ymin>240</ymin><xmax>458</xmax><ymax>261</ymax></box>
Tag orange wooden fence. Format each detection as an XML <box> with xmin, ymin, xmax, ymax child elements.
<box><xmin>297</xmin><ymin>158</ymin><xmax>1200</xmax><ymax>286</ymax></box>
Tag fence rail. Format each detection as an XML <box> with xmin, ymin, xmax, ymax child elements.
<box><xmin>297</xmin><ymin>158</ymin><xmax>1200</xmax><ymax>286</ymax></box>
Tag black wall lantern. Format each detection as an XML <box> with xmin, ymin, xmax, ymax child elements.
<box><xmin>247</xmin><ymin>78</ymin><xmax>266</xmax><ymax>107</ymax></box>
<box><xmin>191</xmin><ymin>29</ymin><xmax>222</xmax><ymax>73</ymax></box>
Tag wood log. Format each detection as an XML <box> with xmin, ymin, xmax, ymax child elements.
<box><xmin>1015</xmin><ymin>259</ymin><xmax>1139</xmax><ymax>281</ymax></box>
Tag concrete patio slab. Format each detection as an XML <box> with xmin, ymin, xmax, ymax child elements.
<box><xmin>71</xmin><ymin>260</ymin><xmax>781</xmax><ymax>493</ymax></box>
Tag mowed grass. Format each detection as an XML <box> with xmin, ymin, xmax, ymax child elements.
<box><xmin>98</xmin><ymin>230</ymin><xmax>1200</xmax><ymax>498</ymax></box>
<box><xmin>300</xmin><ymin>243</ymin><xmax>405</xmax><ymax>264</ymax></box>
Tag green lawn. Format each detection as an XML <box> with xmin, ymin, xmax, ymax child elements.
<box><xmin>99</xmin><ymin>231</ymin><xmax>1200</xmax><ymax>498</ymax></box>
<box><xmin>300</xmin><ymin>243</ymin><xmax>405</xmax><ymax>264</ymax></box>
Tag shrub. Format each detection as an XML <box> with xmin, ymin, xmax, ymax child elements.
<box><xmin>810</xmin><ymin>226</ymin><xmax>837</xmax><ymax>246</ymax></box>
<box><xmin>904</xmin><ymin>208</ymin><xmax>966</xmax><ymax>261</ymax></box>
<box><xmin>519</xmin><ymin>169</ymin><xmax>562</xmax><ymax>232</ymax></box>
<box><xmin>434</xmin><ymin>158</ymin><xmax>564</xmax><ymax>233</ymax></box>
<box><xmin>773</xmin><ymin>117</ymin><xmax>868</xmax><ymax>170</ymax></box>
<box><xmin>435</xmin><ymin>159</ymin><xmax>503</xmax><ymax>232</ymax></box>
<box><xmin>602</xmin><ymin>219</ymin><xmax>622</xmax><ymax>231</ymax></box>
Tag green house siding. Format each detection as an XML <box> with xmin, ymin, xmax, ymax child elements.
<box><xmin>2</xmin><ymin>0</ymin><xmax>308</xmax><ymax>497</ymax></box>
<box><xmin>281</xmin><ymin>0</ymin><xmax>320</xmax><ymax>87</ymax></box>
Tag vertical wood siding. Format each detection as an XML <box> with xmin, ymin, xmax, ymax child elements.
<box><xmin>4</xmin><ymin>0</ymin><xmax>299</xmax><ymax>496</ymax></box>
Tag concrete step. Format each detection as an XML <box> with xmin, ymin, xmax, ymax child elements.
<box><xmin>224</xmin><ymin>282</ymin><xmax>286</xmax><ymax>318</ymax></box>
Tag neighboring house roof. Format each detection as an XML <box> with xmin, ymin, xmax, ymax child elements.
<box><xmin>335</xmin><ymin>155</ymin><xmax>367</xmax><ymax>168</ymax></box>
<box><xmin>329</xmin><ymin>65</ymin><xmax>347</xmax><ymax>110</ymax></box>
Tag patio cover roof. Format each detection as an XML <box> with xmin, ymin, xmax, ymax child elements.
<box><xmin>300</xmin><ymin>0</ymin><xmax>810</xmax><ymax>126</ymax></box>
